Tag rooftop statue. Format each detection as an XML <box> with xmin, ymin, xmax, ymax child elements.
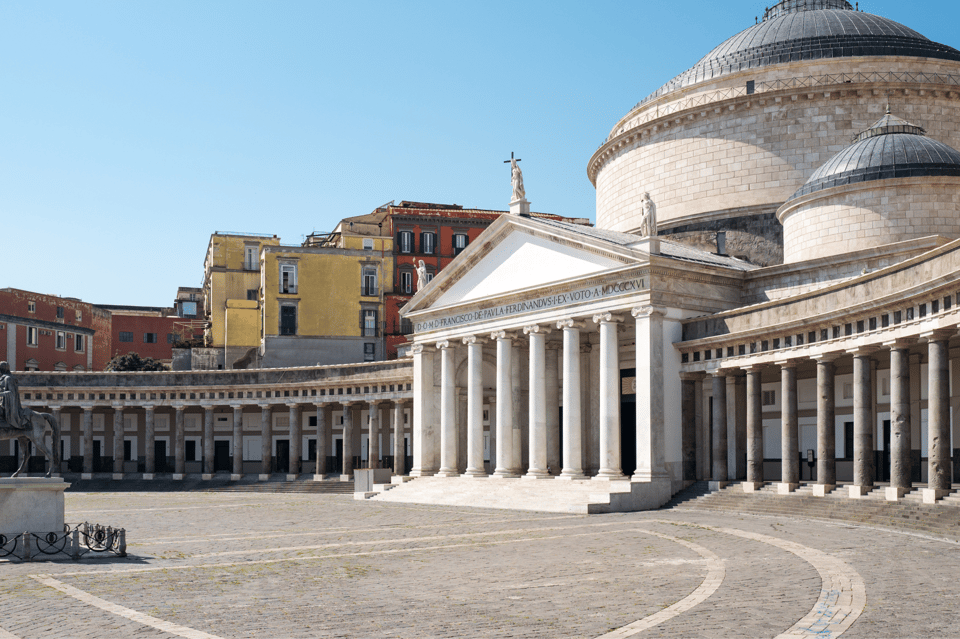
<box><xmin>416</xmin><ymin>260</ymin><xmax>428</xmax><ymax>291</ymax></box>
<box><xmin>639</xmin><ymin>193</ymin><xmax>657</xmax><ymax>237</ymax></box>
<box><xmin>510</xmin><ymin>158</ymin><xmax>525</xmax><ymax>202</ymax></box>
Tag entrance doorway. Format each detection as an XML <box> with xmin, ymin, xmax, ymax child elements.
<box><xmin>877</xmin><ymin>419</ymin><xmax>892</xmax><ymax>482</ymax></box>
<box><xmin>620</xmin><ymin>368</ymin><xmax>636</xmax><ymax>476</ymax></box>
<box><xmin>275</xmin><ymin>440</ymin><xmax>290</xmax><ymax>473</ymax></box>
<box><xmin>154</xmin><ymin>440</ymin><xmax>167</xmax><ymax>472</ymax></box>
<box><xmin>214</xmin><ymin>441</ymin><xmax>231</xmax><ymax>472</ymax></box>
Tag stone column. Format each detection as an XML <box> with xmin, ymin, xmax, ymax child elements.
<box><xmin>367</xmin><ymin>402</ymin><xmax>380</xmax><ymax>470</ymax></box>
<box><xmin>523</xmin><ymin>324</ymin><xmax>550</xmax><ymax>479</ymax></box>
<box><xmin>48</xmin><ymin>406</ymin><xmax>62</xmax><ymax>477</ymax></box>
<box><xmin>743</xmin><ymin>366</ymin><xmax>763</xmax><ymax>491</ymax></box>
<box><xmin>887</xmin><ymin>341</ymin><xmax>913</xmax><ymax>500</ymax></box>
<box><xmin>259</xmin><ymin>404</ymin><xmax>272</xmax><ymax>479</ymax></box>
<box><xmin>849</xmin><ymin>347</ymin><xmax>877</xmax><ymax>497</ymax></box>
<box><xmin>493</xmin><ymin>332</ymin><xmax>516</xmax><ymax>478</ymax></box>
<box><xmin>463</xmin><ymin>336</ymin><xmax>487</xmax><ymax>477</ymax></box>
<box><xmin>202</xmin><ymin>405</ymin><xmax>215</xmax><ymax>478</ymax></box>
<box><xmin>545</xmin><ymin>341</ymin><xmax>561</xmax><ymax>474</ymax></box>
<box><xmin>711</xmin><ymin>372</ymin><xmax>728</xmax><ymax>487</ymax></box>
<box><xmin>341</xmin><ymin>402</ymin><xmax>355</xmax><ymax>479</ymax></box>
<box><xmin>144</xmin><ymin>406</ymin><xmax>156</xmax><ymax>478</ymax></box>
<box><xmin>231</xmin><ymin>405</ymin><xmax>243</xmax><ymax>478</ymax></box>
<box><xmin>82</xmin><ymin>407</ymin><xmax>93</xmax><ymax>477</ymax></box>
<box><xmin>813</xmin><ymin>355</ymin><xmax>837</xmax><ymax>496</ymax></box>
<box><xmin>436</xmin><ymin>340</ymin><xmax>458</xmax><ymax>477</ymax></box>
<box><xmin>314</xmin><ymin>403</ymin><xmax>328</xmax><ymax>478</ymax></box>
<box><xmin>924</xmin><ymin>331</ymin><xmax>953</xmax><ymax>502</ymax></box>
<box><xmin>410</xmin><ymin>343</ymin><xmax>438</xmax><ymax>477</ymax></box>
<box><xmin>633</xmin><ymin>307</ymin><xmax>667</xmax><ymax>483</ymax></box>
<box><xmin>112</xmin><ymin>405</ymin><xmax>124</xmax><ymax>477</ymax></box>
<box><xmin>288</xmin><ymin>403</ymin><xmax>301</xmax><ymax>476</ymax></box>
<box><xmin>779</xmin><ymin>362</ymin><xmax>799</xmax><ymax>492</ymax></box>
<box><xmin>392</xmin><ymin>401</ymin><xmax>405</xmax><ymax>476</ymax></box>
<box><xmin>680</xmin><ymin>374</ymin><xmax>697</xmax><ymax>482</ymax></box>
<box><xmin>695</xmin><ymin>377</ymin><xmax>707</xmax><ymax>480</ymax></box>
<box><xmin>511</xmin><ymin>337</ymin><xmax>524</xmax><ymax>474</ymax></box>
<box><xmin>594</xmin><ymin>312</ymin><xmax>624</xmax><ymax>480</ymax></box>
<box><xmin>557</xmin><ymin>319</ymin><xmax>585</xmax><ymax>479</ymax></box>
<box><xmin>174</xmin><ymin>406</ymin><xmax>185</xmax><ymax>479</ymax></box>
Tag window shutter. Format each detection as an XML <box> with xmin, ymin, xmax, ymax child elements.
<box><xmin>359</xmin><ymin>309</ymin><xmax>364</xmax><ymax>330</ymax></box>
<box><xmin>396</xmin><ymin>232</ymin><xmax>402</xmax><ymax>251</ymax></box>
<box><xmin>373</xmin><ymin>310</ymin><xmax>379</xmax><ymax>337</ymax></box>
<box><xmin>419</xmin><ymin>232</ymin><xmax>424</xmax><ymax>253</ymax></box>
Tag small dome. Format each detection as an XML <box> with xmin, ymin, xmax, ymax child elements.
<box><xmin>788</xmin><ymin>111</ymin><xmax>960</xmax><ymax>201</ymax></box>
<box><xmin>639</xmin><ymin>1</ymin><xmax>960</xmax><ymax>105</ymax></box>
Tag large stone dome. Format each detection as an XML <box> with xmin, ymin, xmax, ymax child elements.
<box><xmin>643</xmin><ymin>0</ymin><xmax>960</xmax><ymax>105</ymax></box>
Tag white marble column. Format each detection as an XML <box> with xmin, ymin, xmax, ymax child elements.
<box><xmin>493</xmin><ymin>331</ymin><xmax>516</xmax><ymax>478</ymax></box>
<box><xmin>849</xmin><ymin>347</ymin><xmax>877</xmax><ymax>497</ymax></box>
<box><xmin>925</xmin><ymin>330</ymin><xmax>953</xmax><ymax>501</ymax></box>
<box><xmin>743</xmin><ymin>366</ymin><xmax>763</xmax><ymax>491</ymax></box>
<box><xmin>112</xmin><ymin>405</ymin><xmax>124</xmax><ymax>476</ymax></box>
<box><xmin>545</xmin><ymin>341</ymin><xmax>561</xmax><ymax>474</ymax></box>
<box><xmin>557</xmin><ymin>319</ymin><xmax>586</xmax><ymax>479</ymax></box>
<box><xmin>202</xmin><ymin>404</ymin><xmax>215</xmax><ymax>478</ymax></box>
<box><xmin>814</xmin><ymin>355</ymin><xmax>837</xmax><ymax>496</ymax></box>
<box><xmin>82</xmin><ymin>406</ymin><xmax>93</xmax><ymax>478</ymax></box>
<box><xmin>259</xmin><ymin>404</ymin><xmax>272</xmax><ymax>479</ymax></box>
<box><xmin>779</xmin><ymin>362</ymin><xmax>799</xmax><ymax>492</ymax></box>
<box><xmin>487</xmin><ymin>395</ymin><xmax>496</xmax><ymax>474</ymax></box>
<box><xmin>288</xmin><ymin>403</ymin><xmax>301</xmax><ymax>476</ymax></box>
<box><xmin>314</xmin><ymin>402</ymin><xmax>328</xmax><ymax>478</ymax></box>
<box><xmin>633</xmin><ymin>307</ymin><xmax>667</xmax><ymax>482</ymax></box>
<box><xmin>523</xmin><ymin>324</ymin><xmax>550</xmax><ymax>479</ymax></box>
<box><xmin>144</xmin><ymin>405</ymin><xmax>156</xmax><ymax>478</ymax></box>
<box><xmin>231</xmin><ymin>405</ymin><xmax>244</xmax><ymax>478</ymax></box>
<box><xmin>411</xmin><ymin>343</ymin><xmax>438</xmax><ymax>477</ymax></box>
<box><xmin>436</xmin><ymin>340</ymin><xmax>458</xmax><ymax>477</ymax></box>
<box><xmin>511</xmin><ymin>338</ymin><xmax>524</xmax><ymax>474</ymax></box>
<box><xmin>594</xmin><ymin>312</ymin><xmax>624</xmax><ymax>480</ymax></box>
<box><xmin>887</xmin><ymin>341</ymin><xmax>912</xmax><ymax>499</ymax></box>
<box><xmin>392</xmin><ymin>401</ymin><xmax>405</xmax><ymax>476</ymax></box>
<box><xmin>463</xmin><ymin>336</ymin><xmax>486</xmax><ymax>477</ymax></box>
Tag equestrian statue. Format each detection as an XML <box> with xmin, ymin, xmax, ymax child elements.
<box><xmin>0</xmin><ymin>361</ymin><xmax>60</xmax><ymax>477</ymax></box>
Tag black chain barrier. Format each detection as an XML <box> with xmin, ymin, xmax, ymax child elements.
<box><xmin>3</xmin><ymin>523</ymin><xmax>127</xmax><ymax>562</ymax></box>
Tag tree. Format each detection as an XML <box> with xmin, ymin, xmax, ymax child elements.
<box><xmin>105</xmin><ymin>352</ymin><xmax>168</xmax><ymax>372</ymax></box>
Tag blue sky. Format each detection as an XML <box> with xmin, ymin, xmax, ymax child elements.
<box><xmin>2</xmin><ymin>1</ymin><xmax>956</xmax><ymax>306</ymax></box>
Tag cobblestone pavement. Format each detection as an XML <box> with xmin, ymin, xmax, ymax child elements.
<box><xmin>1</xmin><ymin>492</ymin><xmax>959</xmax><ymax>638</ymax></box>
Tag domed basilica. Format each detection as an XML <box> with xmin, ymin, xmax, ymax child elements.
<box><xmin>394</xmin><ymin>0</ymin><xmax>960</xmax><ymax>512</ymax></box>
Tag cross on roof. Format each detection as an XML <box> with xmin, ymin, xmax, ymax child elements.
<box><xmin>503</xmin><ymin>151</ymin><xmax>521</xmax><ymax>165</ymax></box>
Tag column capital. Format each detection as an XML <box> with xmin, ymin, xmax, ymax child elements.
<box><xmin>462</xmin><ymin>335</ymin><xmax>486</xmax><ymax>346</ymax></box>
<box><xmin>920</xmin><ymin>328</ymin><xmax>957</xmax><ymax>342</ymax></box>
<box><xmin>522</xmin><ymin>324</ymin><xmax>552</xmax><ymax>336</ymax></box>
<box><xmin>230</xmin><ymin>404</ymin><xmax>244</xmax><ymax>411</ymax></box>
<box><xmin>313</xmin><ymin>401</ymin><xmax>329</xmax><ymax>408</ymax></box>
<box><xmin>883</xmin><ymin>337</ymin><xmax>918</xmax><ymax>349</ymax></box>
<box><xmin>143</xmin><ymin>404</ymin><xmax>156</xmax><ymax>411</ymax></box>
<box><xmin>340</xmin><ymin>400</ymin><xmax>360</xmax><ymax>407</ymax></box>
<box><xmin>285</xmin><ymin>401</ymin><xmax>300</xmax><ymax>409</ymax></box>
<box><xmin>436</xmin><ymin>340</ymin><xmax>453</xmax><ymax>350</ymax></box>
<box><xmin>632</xmin><ymin>306</ymin><xmax>665</xmax><ymax>319</ymax></box>
<box><xmin>846</xmin><ymin>345</ymin><xmax>881</xmax><ymax>357</ymax></box>
<box><xmin>774</xmin><ymin>359</ymin><xmax>798</xmax><ymax>369</ymax></box>
<box><xmin>812</xmin><ymin>351</ymin><xmax>842</xmax><ymax>363</ymax></box>
<box><xmin>679</xmin><ymin>371</ymin><xmax>706</xmax><ymax>381</ymax></box>
<box><xmin>556</xmin><ymin>318</ymin><xmax>586</xmax><ymax>330</ymax></box>
<box><xmin>592</xmin><ymin>312</ymin><xmax>624</xmax><ymax>325</ymax></box>
<box><xmin>490</xmin><ymin>330</ymin><xmax>515</xmax><ymax>341</ymax></box>
<box><xmin>411</xmin><ymin>343</ymin><xmax>426</xmax><ymax>355</ymax></box>
<box><xmin>200</xmin><ymin>403</ymin><xmax>216</xmax><ymax>410</ymax></box>
<box><xmin>740</xmin><ymin>364</ymin><xmax>765</xmax><ymax>373</ymax></box>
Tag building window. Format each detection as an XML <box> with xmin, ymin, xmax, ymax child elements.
<box><xmin>421</xmin><ymin>231</ymin><xmax>436</xmax><ymax>255</ymax></box>
<box><xmin>244</xmin><ymin>245</ymin><xmax>258</xmax><ymax>271</ymax></box>
<box><xmin>167</xmin><ymin>333</ymin><xmax>175</xmax><ymax>344</ymax></box>
<box><xmin>453</xmin><ymin>233</ymin><xmax>468</xmax><ymax>256</ymax></box>
<box><xmin>280</xmin><ymin>305</ymin><xmax>297</xmax><ymax>336</ymax></box>
<box><xmin>362</xmin><ymin>266</ymin><xmax>378</xmax><ymax>296</ymax></box>
<box><xmin>363</xmin><ymin>238</ymin><xmax>374</xmax><ymax>250</ymax></box>
<box><xmin>56</xmin><ymin>331</ymin><xmax>66</xmax><ymax>350</ymax></box>
<box><xmin>75</xmin><ymin>310</ymin><xmax>82</xmax><ymax>322</ymax></box>
<box><xmin>75</xmin><ymin>334</ymin><xmax>84</xmax><ymax>352</ymax></box>
<box><xmin>54</xmin><ymin>361</ymin><xmax>67</xmax><ymax>372</ymax></box>
<box><xmin>361</xmin><ymin>309</ymin><xmax>378</xmax><ymax>337</ymax></box>
<box><xmin>280</xmin><ymin>263</ymin><xmax>297</xmax><ymax>294</ymax></box>
<box><xmin>56</xmin><ymin>306</ymin><xmax>64</xmax><ymax>319</ymax></box>
<box><xmin>27</xmin><ymin>326</ymin><xmax>38</xmax><ymax>346</ymax></box>
<box><xmin>27</xmin><ymin>301</ymin><xmax>35</xmax><ymax>313</ymax></box>
<box><xmin>246</xmin><ymin>289</ymin><xmax>258</xmax><ymax>302</ymax></box>
<box><xmin>400</xmin><ymin>270</ymin><xmax>413</xmax><ymax>294</ymax></box>
<box><xmin>762</xmin><ymin>390</ymin><xmax>776</xmax><ymax>406</ymax></box>
<box><xmin>144</xmin><ymin>333</ymin><xmax>157</xmax><ymax>344</ymax></box>
<box><xmin>24</xmin><ymin>359</ymin><xmax>39</xmax><ymax>371</ymax></box>
<box><xmin>119</xmin><ymin>331</ymin><xmax>133</xmax><ymax>343</ymax></box>
<box><xmin>364</xmin><ymin>343</ymin><xmax>376</xmax><ymax>361</ymax></box>
<box><xmin>397</xmin><ymin>231</ymin><xmax>414</xmax><ymax>254</ymax></box>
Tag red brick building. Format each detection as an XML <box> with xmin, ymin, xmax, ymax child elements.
<box><xmin>0</xmin><ymin>288</ymin><xmax>111</xmax><ymax>371</ymax></box>
<box><xmin>332</xmin><ymin>202</ymin><xmax>590</xmax><ymax>358</ymax></box>
<box><xmin>102</xmin><ymin>307</ymin><xmax>202</xmax><ymax>363</ymax></box>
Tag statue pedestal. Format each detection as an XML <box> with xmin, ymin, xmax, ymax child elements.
<box><xmin>510</xmin><ymin>198</ymin><xmax>531</xmax><ymax>216</ymax></box>
<box><xmin>630</xmin><ymin>236</ymin><xmax>660</xmax><ymax>254</ymax></box>
<box><xmin>0</xmin><ymin>478</ymin><xmax>67</xmax><ymax>537</ymax></box>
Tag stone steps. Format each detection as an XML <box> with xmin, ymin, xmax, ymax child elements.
<box><xmin>63</xmin><ymin>475</ymin><xmax>355</xmax><ymax>495</ymax></box>
<box><xmin>667</xmin><ymin>482</ymin><xmax>960</xmax><ymax>540</ymax></box>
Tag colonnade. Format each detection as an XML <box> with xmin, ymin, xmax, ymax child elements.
<box><xmin>699</xmin><ymin>330</ymin><xmax>955</xmax><ymax>501</ymax></box>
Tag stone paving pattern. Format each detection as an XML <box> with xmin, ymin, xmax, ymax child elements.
<box><xmin>1</xmin><ymin>492</ymin><xmax>959</xmax><ymax>638</ymax></box>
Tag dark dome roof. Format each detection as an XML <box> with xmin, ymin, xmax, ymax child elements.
<box><xmin>788</xmin><ymin>112</ymin><xmax>960</xmax><ymax>201</ymax></box>
<box><xmin>639</xmin><ymin>0</ymin><xmax>960</xmax><ymax>105</ymax></box>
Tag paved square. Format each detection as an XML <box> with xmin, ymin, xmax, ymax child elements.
<box><xmin>2</xmin><ymin>492</ymin><xmax>959</xmax><ymax>638</ymax></box>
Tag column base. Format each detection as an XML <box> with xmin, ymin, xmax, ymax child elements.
<box><xmin>707</xmin><ymin>481</ymin><xmax>729</xmax><ymax>491</ymax></box>
<box><xmin>886</xmin><ymin>487</ymin><xmax>910</xmax><ymax>501</ymax></box>
<box><xmin>409</xmin><ymin>469</ymin><xmax>436</xmax><ymax>478</ymax></box>
<box><xmin>172</xmin><ymin>474</ymin><xmax>184</xmax><ymax>481</ymax></box>
<box><xmin>557</xmin><ymin>471</ymin><xmax>587</xmax><ymax>480</ymax></box>
<box><xmin>339</xmin><ymin>474</ymin><xmax>352</xmax><ymax>482</ymax></box>
<box><xmin>741</xmin><ymin>482</ymin><xmax>764</xmax><ymax>493</ymax></box>
<box><xmin>491</xmin><ymin>471</ymin><xmax>520</xmax><ymax>479</ymax></box>
<box><xmin>201</xmin><ymin>474</ymin><xmax>213</xmax><ymax>481</ymax></box>
<box><xmin>848</xmin><ymin>485</ymin><xmax>872</xmax><ymax>499</ymax></box>
<box><xmin>522</xmin><ymin>470</ymin><xmax>553</xmax><ymax>480</ymax></box>
<box><xmin>112</xmin><ymin>473</ymin><xmax>124</xmax><ymax>481</ymax></box>
<box><xmin>285</xmin><ymin>474</ymin><xmax>298</xmax><ymax>481</ymax></box>
<box><xmin>461</xmin><ymin>470</ymin><xmax>488</xmax><ymax>478</ymax></box>
<box><xmin>142</xmin><ymin>473</ymin><xmax>155</xmax><ymax>481</ymax></box>
<box><xmin>777</xmin><ymin>482</ymin><xmax>800</xmax><ymax>494</ymax></box>
<box><xmin>81</xmin><ymin>473</ymin><xmax>92</xmax><ymax>480</ymax></box>
<box><xmin>258</xmin><ymin>474</ymin><xmax>270</xmax><ymax>481</ymax></box>
<box><xmin>594</xmin><ymin>470</ymin><xmax>627</xmax><ymax>481</ymax></box>
<box><xmin>435</xmin><ymin>470</ymin><xmax>460</xmax><ymax>478</ymax></box>
<box><xmin>311</xmin><ymin>474</ymin><xmax>326</xmax><ymax>481</ymax></box>
<box><xmin>812</xmin><ymin>484</ymin><xmax>836</xmax><ymax>497</ymax></box>
<box><xmin>231</xmin><ymin>474</ymin><xmax>243</xmax><ymax>481</ymax></box>
<box><xmin>923</xmin><ymin>488</ymin><xmax>951</xmax><ymax>504</ymax></box>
